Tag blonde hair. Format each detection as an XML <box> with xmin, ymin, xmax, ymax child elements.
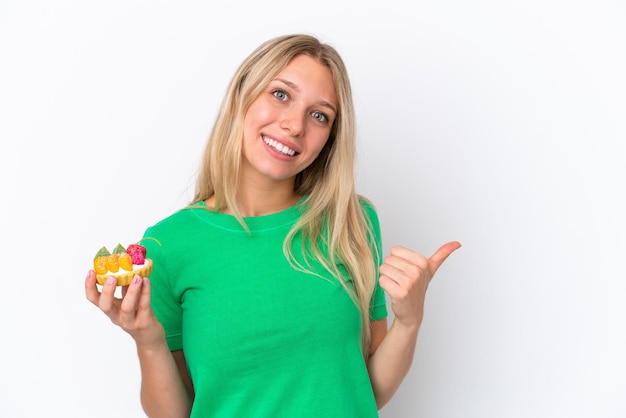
<box><xmin>193</xmin><ymin>34</ymin><xmax>379</xmax><ymax>358</ymax></box>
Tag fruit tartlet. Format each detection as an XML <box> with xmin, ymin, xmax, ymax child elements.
<box><xmin>93</xmin><ymin>242</ymin><xmax>152</xmax><ymax>286</ymax></box>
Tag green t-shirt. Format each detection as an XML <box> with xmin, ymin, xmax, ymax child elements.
<box><xmin>143</xmin><ymin>198</ymin><xmax>387</xmax><ymax>417</ymax></box>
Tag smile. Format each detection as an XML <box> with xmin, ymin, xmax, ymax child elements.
<box><xmin>263</xmin><ymin>136</ymin><xmax>297</xmax><ymax>156</ymax></box>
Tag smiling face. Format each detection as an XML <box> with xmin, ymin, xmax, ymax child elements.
<box><xmin>240</xmin><ymin>54</ymin><xmax>338</xmax><ymax>191</ymax></box>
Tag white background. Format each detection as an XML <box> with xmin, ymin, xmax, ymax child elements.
<box><xmin>1</xmin><ymin>1</ymin><xmax>625</xmax><ymax>417</ymax></box>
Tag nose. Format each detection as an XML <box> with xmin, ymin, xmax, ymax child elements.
<box><xmin>280</xmin><ymin>106</ymin><xmax>305</xmax><ymax>137</ymax></box>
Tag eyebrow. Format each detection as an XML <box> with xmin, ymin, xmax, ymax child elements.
<box><xmin>274</xmin><ymin>77</ymin><xmax>338</xmax><ymax>115</ymax></box>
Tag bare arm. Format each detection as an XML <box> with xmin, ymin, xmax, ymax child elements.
<box><xmin>137</xmin><ymin>345</ymin><xmax>193</xmax><ymax>417</ymax></box>
<box><xmin>172</xmin><ymin>350</ymin><xmax>195</xmax><ymax>398</ymax></box>
<box><xmin>367</xmin><ymin>317</ymin><xmax>418</xmax><ymax>409</ymax></box>
<box><xmin>85</xmin><ymin>271</ymin><xmax>193</xmax><ymax>417</ymax></box>
<box><xmin>367</xmin><ymin>242</ymin><xmax>461</xmax><ymax>409</ymax></box>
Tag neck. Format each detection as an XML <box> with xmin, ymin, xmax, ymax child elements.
<box><xmin>233</xmin><ymin>162</ymin><xmax>303</xmax><ymax>216</ymax></box>
<box><xmin>206</xmin><ymin>175</ymin><xmax>301</xmax><ymax>217</ymax></box>
<box><xmin>235</xmin><ymin>186</ymin><xmax>301</xmax><ymax>217</ymax></box>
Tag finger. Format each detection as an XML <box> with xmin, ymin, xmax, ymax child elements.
<box><xmin>385</xmin><ymin>250</ymin><xmax>428</xmax><ymax>273</ymax></box>
<box><xmin>379</xmin><ymin>262</ymin><xmax>405</xmax><ymax>287</ymax></box>
<box><xmin>378</xmin><ymin>273</ymin><xmax>405</xmax><ymax>299</ymax></box>
<box><xmin>380</xmin><ymin>256</ymin><xmax>423</xmax><ymax>288</ymax></box>
<box><xmin>119</xmin><ymin>275</ymin><xmax>143</xmax><ymax>324</ymax></box>
<box><xmin>135</xmin><ymin>277</ymin><xmax>154</xmax><ymax>322</ymax></box>
<box><xmin>98</xmin><ymin>276</ymin><xmax>119</xmax><ymax>314</ymax></box>
<box><xmin>389</xmin><ymin>246</ymin><xmax>428</xmax><ymax>268</ymax></box>
<box><xmin>428</xmin><ymin>241</ymin><xmax>462</xmax><ymax>275</ymax></box>
<box><xmin>137</xmin><ymin>277</ymin><xmax>152</xmax><ymax>311</ymax></box>
<box><xmin>85</xmin><ymin>270</ymin><xmax>101</xmax><ymax>306</ymax></box>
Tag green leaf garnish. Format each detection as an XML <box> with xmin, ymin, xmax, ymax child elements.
<box><xmin>112</xmin><ymin>243</ymin><xmax>126</xmax><ymax>254</ymax></box>
<box><xmin>94</xmin><ymin>246</ymin><xmax>110</xmax><ymax>260</ymax></box>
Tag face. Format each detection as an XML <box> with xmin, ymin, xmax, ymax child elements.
<box><xmin>241</xmin><ymin>54</ymin><xmax>338</xmax><ymax>189</ymax></box>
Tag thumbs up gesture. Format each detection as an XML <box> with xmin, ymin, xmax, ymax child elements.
<box><xmin>379</xmin><ymin>241</ymin><xmax>461</xmax><ymax>329</ymax></box>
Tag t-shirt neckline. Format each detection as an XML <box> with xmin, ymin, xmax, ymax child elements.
<box><xmin>192</xmin><ymin>196</ymin><xmax>306</xmax><ymax>232</ymax></box>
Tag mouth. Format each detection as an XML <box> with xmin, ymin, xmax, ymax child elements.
<box><xmin>263</xmin><ymin>135</ymin><xmax>299</xmax><ymax>157</ymax></box>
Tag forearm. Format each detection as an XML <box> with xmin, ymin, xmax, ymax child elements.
<box><xmin>367</xmin><ymin>318</ymin><xmax>420</xmax><ymax>409</ymax></box>
<box><xmin>137</xmin><ymin>343</ymin><xmax>193</xmax><ymax>418</ymax></box>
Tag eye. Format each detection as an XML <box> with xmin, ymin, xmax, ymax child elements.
<box><xmin>311</xmin><ymin>111</ymin><xmax>329</xmax><ymax>124</ymax></box>
<box><xmin>273</xmin><ymin>89</ymin><xmax>289</xmax><ymax>101</ymax></box>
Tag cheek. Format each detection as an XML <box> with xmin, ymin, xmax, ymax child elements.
<box><xmin>311</xmin><ymin>133</ymin><xmax>331</xmax><ymax>156</ymax></box>
<box><xmin>245</xmin><ymin>99</ymin><xmax>273</xmax><ymax>126</ymax></box>
<box><xmin>243</xmin><ymin>103</ymin><xmax>261</xmax><ymax>137</ymax></box>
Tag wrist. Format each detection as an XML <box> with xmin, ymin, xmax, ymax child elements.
<box><xmin>136</xmin><ymin>338</ymin><xmax>170</xmax><ymax>357</ymax></box>
<box><xmin>391</xmin><ymin>316</ymin><xmax>422</xmax><ymax>336</ymax></box>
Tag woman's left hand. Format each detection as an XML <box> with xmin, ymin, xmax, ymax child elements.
<box><xmin>378</xmin><ymin>241</ymin><xmax>461</xmax><ymax>330</ymax></box>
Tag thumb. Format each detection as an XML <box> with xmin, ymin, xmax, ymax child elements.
<box><xmin>428</xmin><ymin>241</ymin><xmax>462</xmax><ymax>275</ymax></box>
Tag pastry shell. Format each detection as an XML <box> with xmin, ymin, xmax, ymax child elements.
<box><xmin>96</xmin><ymin>259</ymin><xmax>153</xmax><ymax>286</ymax></box>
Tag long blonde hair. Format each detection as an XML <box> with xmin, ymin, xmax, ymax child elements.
<box><xmin>193</xmin><ymin>34</ymin><xmax>379</xmax><ymax>358</ymax></box>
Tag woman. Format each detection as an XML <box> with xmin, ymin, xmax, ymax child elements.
<box><xmin>85</xmin><ymin>33</ymin><xmax>460</xmax><ymax>417</ymax></box>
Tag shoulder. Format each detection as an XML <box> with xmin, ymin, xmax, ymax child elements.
<box><xmin>142</xmin><ymin>204</ymin><xmax>207</xmax><ymax>250</ymax></box>
<box><xmin>146</xmin><ymin>204</ymin><xmax>202</xmax><ymax>233</ymax></box>
<box><xmin>358</xmin><ymin>195</ymin><xmax>376</xmax><ymax>211</ymax></box>
<box><xmin>357</xmin><ymin>195</ymin><xmax>380</xmax><ymax>225</ymax></box>
<box><xmin>141</xmin><ymin>204</ymin><xmax>209</xmax><ymax>265</ymax></box>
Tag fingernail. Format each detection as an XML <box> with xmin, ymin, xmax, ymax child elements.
<box><xmin>133</xmin><ymin>275</ymin><xmax>141</xmax><ymax>285</ymax></box>
<box><xmin>87</xmin><ymin>270</ymin><xmax>93</xmax><ymax>279</ymax></box>
<box><xmin>106</xmin><ymin>276</ymin><xmax>115</xmax><ymax>285</ymax></box>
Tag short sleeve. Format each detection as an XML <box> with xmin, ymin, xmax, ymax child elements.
<box><xmin>360</xmin><ymin>198</ymin><xmax>388</xmax><ymax>321</ymax></box>
<box><xmin>143</xmin><ymin>227</ymin><xmax>184</xmax><ymax>351</ymax></box>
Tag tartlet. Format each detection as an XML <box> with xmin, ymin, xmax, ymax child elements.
<box><xmin>93</xmin><ymin>242</ymin><xmax>152</xmax><ymax>286</ymax></box>
<box><xmin>95</xmin><ymin>258</ymin><xmax>153</xmax><ymax>286</ymax></box>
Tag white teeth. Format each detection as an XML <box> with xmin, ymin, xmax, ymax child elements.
<box><xmin>263</xmin><ymin>136</ymin><xmax>296</xmax><ymax>156</ymax></box>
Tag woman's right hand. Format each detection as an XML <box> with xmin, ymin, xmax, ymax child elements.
<box><xmin>85</xmin><ymin>270</ymin><xmax>166</xmax><ymax>350</ymax></box>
